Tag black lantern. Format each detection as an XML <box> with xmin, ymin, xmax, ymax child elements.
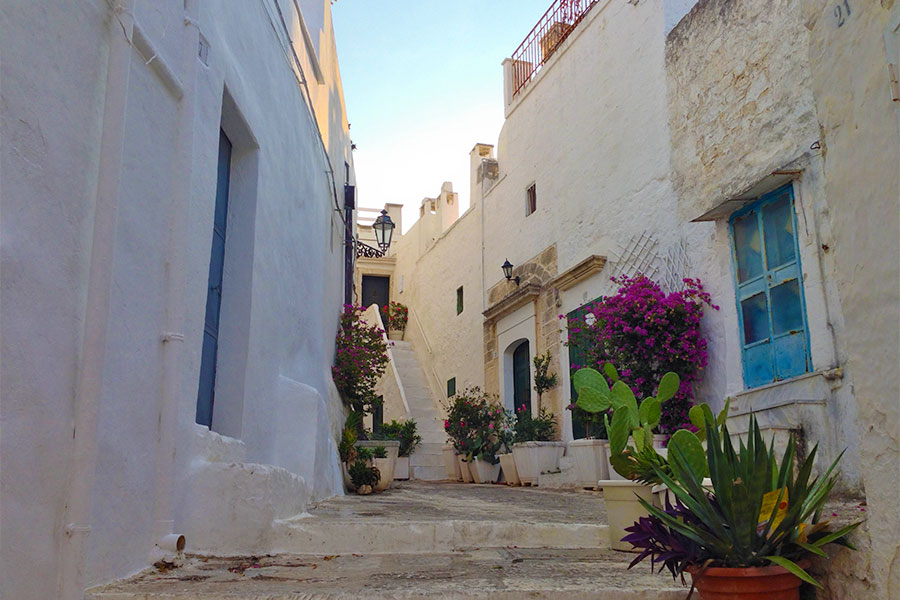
<box><xmin>373</xmin><ymin>209</ymin><xmax>395</xmax><ymax>252</ymax></box>
<box><xmin>501</xmin><ymin>258</ymin><xmax>520</xmax><ymax>286</ymax></box>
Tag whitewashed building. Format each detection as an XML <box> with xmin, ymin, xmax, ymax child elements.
<box><xmin>1</xmin><ymin>1</ymin><xmax>356</xmax><ymax>597</ymax></box>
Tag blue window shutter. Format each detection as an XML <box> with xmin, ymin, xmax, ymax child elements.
<box><xmin>730</xmin><ymin>185</ymin><xmax>810</xmax><ymax>388</ymax></box>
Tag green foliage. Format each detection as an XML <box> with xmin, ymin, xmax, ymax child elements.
<box><xmin>380</xmin><ymin>301</ymin><xmax>409</xmax><ymax>332</ymax></box>
<box><xmin>443</xmin><ymin>387</ymin><xmax>505</xmax><ymax>461</ymax></box>
<box><xmin>514</xmin><ymin>406</ymin><xmax>557</xmax><ymax>442</ymax></box>
<box><xmin>636</xmin><ymin>416</ymin><xmax>861</xmax><ymax>584</ymax></box>
<box><xmin>339</xmin><ymin>425</ymin><xmax>358</xmax><ymax>463</ymax></box>
<box><xmin>348</xmin><ymin>459</ymin><xmax>380</xmax><ymax>488</ymax></box>
<box><xmin>377</xmin><ymin>419</ymin><xmax>422</xmax><ymax>457</ymax></box>
<box><xmin>372</xmin><ymin>446</ymin><xmax>387</xmax><ymax>459</ymax></box>
<box><xmin>355</xmin><ymin>446</ymin><xmax>374</xmax><ymax>462</ymax></box>
<box><xmin>532</xmin><ymin>351</ymin><xmax>559</xmax><ymax>412</ymax></box>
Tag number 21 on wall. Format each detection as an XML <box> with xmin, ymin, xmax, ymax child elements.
<box><xmin>835</xmin><ymin>0</ymin><xmax>851</xmax><ymax>27</ymax></box>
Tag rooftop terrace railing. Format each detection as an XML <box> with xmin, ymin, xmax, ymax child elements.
<box><xmin>510</xmin><ymin>0</ymin><xmax>598</xmax><ymax>98</ymax></box>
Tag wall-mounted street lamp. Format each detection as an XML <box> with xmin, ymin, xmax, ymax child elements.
<box><xmin>501</xmin><ymin>258</ymin><xmax>520</xmax><ymax>286</ymax></box>
<box><xmin>373</xmin><ymin>209</ymin><xmax>395</xmax><ymax>252</ymax></box>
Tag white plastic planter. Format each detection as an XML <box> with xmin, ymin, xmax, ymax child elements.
<box><xmin>470</xmin><ymin>458</ymin><xmax>501</xmax><ymax>483</ymax></box>
<box><xmin>457</xmin><ymin>455</ymin><xmax>473</xmax><ymax>483</ymax></box>
<box><xmin>600</xmin><ymin>480</ymin><xmax>654</xmax><ymax>551</ymax></box>
<box><xmin>498</xmin><ymin>453</ymin><xmax>520</xmax><ymax>486</ymax></box>
<box><xmin>356</xmin><ymin>440</ymin><xmax>400</xmax><ymax>492</ymax></box>
<box><xmin>568</xmin><ymin>438</ymin><xmax>609</xmax><ymax>489</ymax></box>
<box><xmin>442</xmin><ymin>444</ymin><xmax>461</xmax><ymax>481</ymax></box>
<box><xmin>511</xmin><ymin>441</ymin><xmax>566</xmax><ymax>485</ymax></box>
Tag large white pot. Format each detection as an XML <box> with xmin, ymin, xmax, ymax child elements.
<box><xmin>457</xmin><ymin>455</ymin><xmax>473</xmax><ymax>483</ymax></box>
<box><xmin>470</xmin><ymin>458</ymin><xmax>501</xmax><ymax>484</ymax></box>
<box><xmin>601</xmin><ymin>480</ymin><xmax>654</xmax><ymax>552</ymax></box>
<box><xmin>394</xmin><ymin>456</ymin><xmax>410</xmax><ymax>480</ymax></box>
<box><xmin>356</xmin><ymin>440</ymin><xmax>400</xmax><ymax>492</ymax></box>
<box><xmin>442</xmin><ymin>444</ymin><xmax>461</xmax><ymax>481</ymax></box>
<box><xmin>498</xmin><ymin>453</ymin><xmax>520</xmax><ymax>486</ymax></box>
<box><xmin>512</xmin><ymin>441</ymin><xmax>566</xmax><ymax>485</ymax></box>
<box><xmin>568</xmin><ymin>438</ymin><xmax>609</xmax><ymax>489</ymax></box>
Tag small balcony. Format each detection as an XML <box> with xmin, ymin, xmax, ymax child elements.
<box><xmin>509</xmin><ymin>0</ymin><xmax>598</xmax><ymax>98</ymax></box>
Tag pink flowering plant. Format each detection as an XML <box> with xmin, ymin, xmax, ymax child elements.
<box><xmin>380</xmin><ymin>301</ymin><xmax>409</xmax><ymax>332</ymax></box>
<box><xmin>443</xmin><ymin>387</ymin><xmax>508</xmax><ymax>464</ymax></box>
<box><xmin>564</xmin><ymin>275</ymin><xmax>718</xmax><ymax>434</ymax></box>
<box><xmin>332</xmin><ymin>304</ymin><xmax>390</xmax><ymax>415</ymax></box>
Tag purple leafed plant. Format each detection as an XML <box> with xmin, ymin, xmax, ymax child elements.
<box><xmin>622</xmin><ymin>496</ymin><xmax>709</xmax><ymax>580</ymax></box>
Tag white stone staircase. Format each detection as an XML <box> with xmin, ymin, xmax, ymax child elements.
<box><xmin>389</xmin><ymin>340</ymin><xmax>447</xmax><ymax>480</ymax></box>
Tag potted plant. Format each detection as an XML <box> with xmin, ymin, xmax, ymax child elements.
<box><xmin>443</xmin><ymin>387</ymin><xmax>496</xmax><ymax>483</ymax></box>
<box><xmin>566</xmin><ymin>364</ymin><xmax>614</xmax><ymax>489</ymax></box>
<box><xmin>380</xmin><ymin>301</ymin><xmax>408</xmax><ymax>341</ymax></box>
<box><xmin>469</xmin><ymin>405</ymin><xmax>509</xmax><ymax>484</ymax></box>
<box><xmin>348</xmin><ymin>452</ymin><xmax>381</xmax><ymax>495</ymax></box>
<box><xmin>573</xmin><ymin>367</ymin><xmax>682</xmax><ymax>550</ymax></box>
<box><xmin>532</xmin><ymin>351</ymin><xmax>558</xmax><ymax>413</ymax></box>
<box><xmin>495</xmin><ymin>408</ymin><xmax>520</xmax><ymax>486</ymax></box>
<box><xmin>355</xmin><ymin>439</ymin><xmax>399</xmax><ymax>491</ymax></box>
<box><xmin>623</xmin><ymin>407</ymin><xmax>861</xmax><ymax>599</ymax></box>
<box><xmin>511</xmin><ymin>406</ymin><xmax>563</xmax><ymax>486</ymax></box>
<box><xmin>338</xmin><ymin>415</ymin><xmax>359</xmax><ymax>491</ymax></box>
<box><xmin>377</xmin><ymin>419</ymin><xmax>422</xmax><ymax>480</ymax></box>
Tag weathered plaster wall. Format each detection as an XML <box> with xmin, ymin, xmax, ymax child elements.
<box><xmin>664</xmin><ymin>0</ymin><xmax>862</xmax><ymax>489</ymax></box>
<box><xmin>667</xmin><ymin>0</ymin><xmax>821</xmax><ymax>221</ymax></box>
<box><xmin>799</xmin><ymin>1</ymin><xmax>900</xmax><ymax>597</ymax></box>
<box><xmin>1</xmin><ymin>0</ymin><xmax>353</xmax><ymax>596</ymax></box>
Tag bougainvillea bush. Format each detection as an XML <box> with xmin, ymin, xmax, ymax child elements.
<box><xmin>380</xmin><ymin>301</ymin><xmax>409</xmax><ymax>332</ymax></box>
<box><xmin>565</xmin><ymin>275</ymin><xmax>718</xmax><ymax>433</ymax></box>
<box><xmin>443</xmin><ymin>387</ymin><xmax>509</xmax><ymax>462</ymax></box>
<box><xmin>332</xmin><ymin>304</ymin><xmax>390</xmax><ymax>414</ymax></box>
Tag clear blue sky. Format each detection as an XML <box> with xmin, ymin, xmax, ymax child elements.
<box><xmin>332</xmin><ymin>0</ymin><xmax>554</xmax><ymax>231</ymax></box>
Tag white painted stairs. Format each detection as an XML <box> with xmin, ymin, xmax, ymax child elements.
<box><xmin>389</xmin><ymin>340</ymin><xmax>447</xmax><ymax>481</ymax></box>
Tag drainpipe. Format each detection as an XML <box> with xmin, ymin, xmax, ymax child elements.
<box><xmin>148</xmin><ymin>0</ymin><xmax>200</xmax><ymax>561</ymax></box>
<box><xmin>57</xmin><ymin>2</ymin><xmax>135</xmax><ymax>598</ymax></box>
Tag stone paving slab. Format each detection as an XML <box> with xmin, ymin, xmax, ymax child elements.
<box><xmin>297</xmin><ymin>480</ymin><xmax>609</xmax><ymax>524</ymax></box>
<box><xmin>87</xmin><ymin>548</ymin><xmax>687</xmax><ymax>599</ymax></box>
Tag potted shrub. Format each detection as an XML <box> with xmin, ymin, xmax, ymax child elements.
<box><xmin>511</xmin><ymin>406</ymin><xmax>564</xmax><ymax>485</ymax></box>
<box><xmin>381</xmin><ymin>301</ymin><xmax>408</xmax><ymax>341</ymax></box>
<box><xmin>623</xmin><ymin>408</ymin><xmax>861</xmax><ymax>599</ymax></box>
<box><xmin>495</xmin><ymin>408</ymin><xmax>520</xmax><ymax>486</ymax></box>
<box><xmin>377</xmin><ymin>419</ymin><xmax>422</xmax><ymax>480</ymax></box>
<box><xmin>348</xmin><ymin>453</ymin><xmax>381</xmax><ymax>495</ymax></box>
<box><xmin>443</xmin><ymin>387</ymin><xmax>496</xmax><ymax>483</ymax></box>
<box><xmin>355</xmin><ymin>439</ymin><xmax>399</xmax><ymax>491</ymax></box>
<box><xmin>469</xmin><ymin>405</ymin><xmax>510</xmax><ymax>484</ymax></box>
<box><xmin>338</xmin><ymin>415</ymin><xmax>359</xmax><ymax>491</ymax></box>
<box><xmin>573</xmin><ymin>367</ymin><xmax>682</xmax><ymax>550</ymax></box>
<box><xmin>567</xmin><ymin>365</ymin><xmax>614</xmax><ymax>489</ymax></box>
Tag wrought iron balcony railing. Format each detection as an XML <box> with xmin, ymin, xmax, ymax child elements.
<box><xmin>510</xmin><ymin>0</ymin><xmax>598</xmax><ymax>98</ymax></box>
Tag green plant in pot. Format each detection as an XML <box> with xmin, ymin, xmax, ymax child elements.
<box><xmin>375</xmin><ymin>419</ymin><xmax>421</xmax><ymax>480</ymax></box>
<box><xmin>511</xmin><ymin>406</ymin><xmax>563</xmax><ymax>486</ymax></box>
<box><xmin>348</xmin><ymin>458</ymin><xmax>380</xmax><ymax>495</ymax></box>
<box><xmin>624</xmin><ymin>407</ymin><xmax>861</xmax><ymax>599</ymax></box>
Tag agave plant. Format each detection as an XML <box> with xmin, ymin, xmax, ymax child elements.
<box><xmin>632</xmin><ymin>408</ymin><xmax>861</xmax><ymax>587</ymax></box>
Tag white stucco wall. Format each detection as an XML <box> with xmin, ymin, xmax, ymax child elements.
<box><xmin>1</xmin><ymin>0</ymin><xmax>353</xmax><ymax>596</ymax></box>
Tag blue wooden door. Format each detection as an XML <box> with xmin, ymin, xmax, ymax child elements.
<box><xmin>196</xmin><ymin>130</ymin><xmax>232</xmax><ymax>426</ymax></box>
<box><xmin>513</xmin><ymin>341</ymin><xmax>531</xmax><ymax>415</ymax></box>
<box><xmin>731</xmin><ymin>185</ymin><xmax>810</xmax><ymax>388</ymax></box>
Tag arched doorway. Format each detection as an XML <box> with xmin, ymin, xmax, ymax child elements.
<box><xmin>512</xmin><ymin>340</ymin><xmax>531</xmax><ymax>415</ymax></box>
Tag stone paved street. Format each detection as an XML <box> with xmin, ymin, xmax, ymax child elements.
<box><xmin>87</xmin><ymin>482</ymin><xmax>688</xmax><ymax>599</ymax></box>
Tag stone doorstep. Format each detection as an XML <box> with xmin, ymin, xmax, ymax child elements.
<box><xmin>272</xmin><ymin>518</ymin><xmax>608</xmax><ymax>555</ymax></box>
<box><xmin>86</xmin><ymin>549</ymin><xmax>686</xmax><ymax>600</ymax></box>
<box><xmin>410</xmin><ymin>466</ymin><xmax>448</xmax><ymax>480</ymax></box>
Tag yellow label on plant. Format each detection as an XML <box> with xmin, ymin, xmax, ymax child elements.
<box><xmin>758</xmin><ymin>488</ymin><xmax>789</xmax><ymax>534</ymax></box>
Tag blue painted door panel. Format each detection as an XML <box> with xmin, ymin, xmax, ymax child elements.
<box><xmin>731</xmin><ymin>185</ymin><xmax>810</xmax><ymax>389</ymax></box>
<box><xmin>196</xmin><ymin>130</ymin><xmax>232</xmax><ymax>426</ymax></box>
<box><xmin>513</xmin><ymin>341</ymin><xmax>531</xmax><ymax>415</ymax></box>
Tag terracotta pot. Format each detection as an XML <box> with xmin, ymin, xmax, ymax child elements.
<box><xmin>687</xmin><ymin>562</ymin><xmax>807</xmax><ymax>600</ymax></box>
<box><xmin>498</xmin><ymin>453</ymin><xmax>520</xmax><ymax>486</ymax></box>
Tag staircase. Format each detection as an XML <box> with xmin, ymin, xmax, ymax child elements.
<box><xmin>389</xmin><ymin>340</ymin><xmax>447</xmax><ymax>480</ymax></box>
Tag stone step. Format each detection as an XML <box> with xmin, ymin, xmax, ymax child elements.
<box><xmin>273</xmin><ymin>517</ymin><xmax>608</xmax><ymax>555</ymax></box>
<box><xmin>410</xmin><ymin>456</ymin><xmax>444</xmax><ymax>469</ymax></box>
<box><xmin>412</xmin><ymin>465</ymin><xmax>451</xmax><ymax>480</ymax></box>
<box><xmin>86</xmin><ymin>549</ymin><xmax>685</xmax><ymax>599</ymax></box>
